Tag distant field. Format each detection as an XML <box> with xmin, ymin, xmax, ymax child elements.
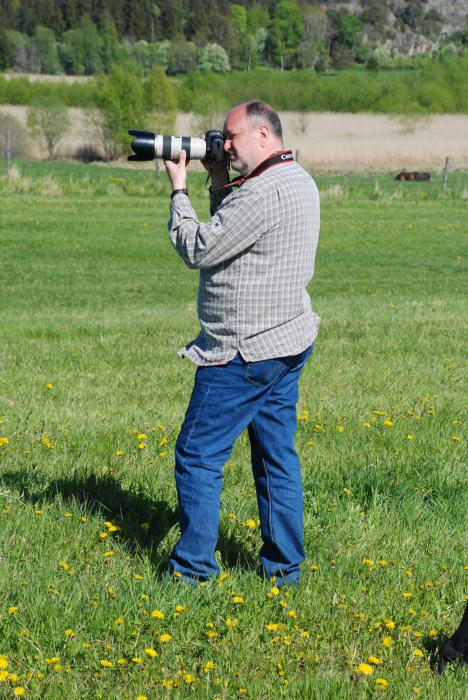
<box><xmin>0</xmin><ymin>160</ymin><xmax>467</xmax><ymax>698</ymax></box>
<box><xmin>2</xmin><ymin>105</ymin><xmax>468</xmax><ymax>172</ymax></box>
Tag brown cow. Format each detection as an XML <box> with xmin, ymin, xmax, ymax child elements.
<box><xmin>395</xmin><ymin>171</ymin><xmax>430</xmax><ymax>181</ymax></box>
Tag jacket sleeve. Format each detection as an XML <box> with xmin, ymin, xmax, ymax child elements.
<box><xmin>168</xmin><ymin>185</ymin><xmax>272</xmax><ymax>270</ymax></box>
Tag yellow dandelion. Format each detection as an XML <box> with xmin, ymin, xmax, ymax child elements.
<box><xmin>203</xmin><ymin>661</ymin><xmax>215</xmax><ymax>673</ymax></box>
<box><xmin>354</xmin><ymin>663</ymin><xmax>374</xmax><ymax>676</ymax></box>
<box><xmin>429</xmin><ymin>629</ymin><xmax>438</xmax><ymax>638</ymax></box>
<box><xmin>159</xmin><ymin>633</ymin><xmax>172</xmax><ymax>643</ymax></box>
<box><xmin>310</xmin><ymin>564</ymin><xmax>319</xmax><ymax>572</ymax></box>
<box><xmin>337</xmin><ymin>425</ymin><xmax>345</xmax><ymax>432</ymax></box>
<box><xmin>368</xmin><ymin>656</ymin><xmax>383</xmax><ymax>665</ymax></box>
<box><xmin>115</xmin><ymin>450</ymin><xmax>124</xmax><ymax>456</ymax></box>
<box><xmin>375</xmin><ymin>678</ymin><xmax>388</xmax><ymax>690</ymax></box>
<box><xmin>232</xmin><ymin>596</ymin><xmax>244</xmax><ymax>604</ymax></box>
<box><xmin>382</xmin><ymin>636</ymin><xmax>393</xmax><ymax>647</ymax></box>
<box><xmin>100</xmin><ymin>660</ymin><xmax>113</xmax><ymax>668</ymax></box>
<box><xmin>403</xmin><ymin>592</ymin><xmax>413</xmax><ymax>598</ymax></box>
<box><xmin>0</xmin><ymin>656</ymin><xmax>8</xmax><ymax>670</ymax></box>
<box><xmin>137</xmin><ymin>433</ymin><xmax>147</xmax><ymax>440</ymax></box>
<box><xmin>382</xmin><ymin>419</ymin><xmax>393</xmax><ymax>427</ymax></box>
<box><xmin>413</xmin><ymin>648</ymin><xmax>424</xmax><ymax>658</ymax></box>
<box><xmin>13</xmin><ymin>688</ymin><xmax>26</xmax><ymax>697</ymax></box>
<box><xmin>136</xmin><ymin>696</ymin><xmax>148</xmax><ymax>700</ymax></box>
<box><xmin>270</xmin><ymin>586</ymin><xmax>280</xmax><ymax>596</ymax></box>
<box><xmin>131</xmin><ymin>657</ymin><xmax>142</xmax><ymax>664</ymax></box>
<box><xmin>64</xmin><ymin>629</ymin><xmax>75</xmax><ymax>638</ymax></box>
<box><xmin>103</xmin><ymin>551</ymin><xmax>114</xmax><ymax>558</ymax></box>
<box><xmin>266</xmin><ymin>623</ymin><xmax>280</xmax><ymax>632</ymax></box>
<box><xmin>115</xmin><ymin>618</ymin><xmax>124</xmax><ymax>625</ymax></box>
<box><xmin>288</xmin><ymin>610</ymin><xmax>297</xmax><ymax>618</ymax></box>
<box><xmin>145</xmin><ymin>648</ymin><xmax>157</xmax><ymax>658</ymax></box>
<box><xmin>175</xmin><ymin>604</ymin><xmax>186</xmax><ymax>612</ymax></box>
<box><xmin>117</xmin><ymin>659</ymin><xmax>126</xmax><ymax>665</ymax></box>
<box><xmin>138</xmin><ymin>442</ymin><xmax>146</xmax><ymax>450</ymax></box>
<box><xmin>452</xmin><ymin>435</ymin><xmax>460</xmax><ymax>443</ymax></box>
<box><xmin>184</xmin><ymin>673</ymin><xmax>195</xmax><ymax>684</ymax></box>
<box><xmin>151</xmin><ymin>609</ymin><xmax>165</xmax><ymax>619</ymax></box>
<box><xmin>0</xmin><ymin>671</ymin><xmax>10</xmax><ymax>682</ymax></box>
<box><xmin>244</xmin><ymin>519</ymin><xmax>256</xmax><ymax>529</ymax></box>
<box><xmin>363</xmin><ymin>422</ymin><xmax>372</xmax><ymax>429</ymax></box>
<box><xmin>384</xmin><ymin>619</ymin><xmax>395</xmax><ymax>629</ymax></box>
<box><xmin>407</xmin><ymin>434</ymin><xmax>414</xmax><ymax>441</ymax></box>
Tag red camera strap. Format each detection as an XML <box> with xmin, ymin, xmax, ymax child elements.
<box><xmin>211</xmin><ymin>150</ymin><xmax>294</xmax><ymax>192</ymax></box>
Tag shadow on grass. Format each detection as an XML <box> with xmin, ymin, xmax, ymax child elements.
<box><xmin>0</xmin><ymin>468</ymin><xmax>257</xmax><ymax>576</ymax></box>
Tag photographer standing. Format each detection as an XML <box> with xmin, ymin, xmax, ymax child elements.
<box><xmin>164</xmin><ymin>101</ymin><xmax>320</xmax><ymax>586</ymax></box>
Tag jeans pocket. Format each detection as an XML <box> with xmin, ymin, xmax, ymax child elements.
<box><xmin>245</xmin><ymin>357</ymin><xmax>290</xmax><ymax>387</ymax></box>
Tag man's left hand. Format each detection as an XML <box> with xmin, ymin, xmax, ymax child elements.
<box><xmin>164</xmin><ymin>149</ymin><xmax>188</xmax><ymax>191</ymax></box>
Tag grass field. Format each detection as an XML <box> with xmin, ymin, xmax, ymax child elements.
<box><xmin>0</xmin><ymin>160</ymin><xmax>467</xmax><ymax>699</ymax></box>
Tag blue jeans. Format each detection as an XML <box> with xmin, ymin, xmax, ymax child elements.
<box><xmin>169</xmin><ymin>345</ymin><xmax>313</xmax><ymax>584</ymax></box>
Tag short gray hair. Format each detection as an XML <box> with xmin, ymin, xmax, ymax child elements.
<box><xmin>239</xmin><ymin>100</ymin><xmax>283</xmax><ymax>140</ymax></box>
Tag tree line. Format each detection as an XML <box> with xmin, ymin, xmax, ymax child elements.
<box><xmin>0</xmin><ymin>0</ymin><xmax>464</xmax><ymax>75</ymax></box>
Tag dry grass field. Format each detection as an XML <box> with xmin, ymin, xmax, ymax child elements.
<box><xmin>2</xmin><ymin>104</ymin><xmax>468</xmax><ymax>172</ymax></box>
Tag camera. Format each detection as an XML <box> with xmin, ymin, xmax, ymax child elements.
<box><xmin>128</xmin><ymin>129</ymin><xmax>226</xmax><ymax>164</ymax></box>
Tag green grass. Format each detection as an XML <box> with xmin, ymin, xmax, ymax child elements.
<box><xmin>0</xmin><ymin>160</ymin><xmax>467</xmax><ymax>699</ymax></box>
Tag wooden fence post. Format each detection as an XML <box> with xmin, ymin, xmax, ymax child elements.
<box><xmin>5</xmin><ymin>128</ymin><xmax>11</xmax><ymax>173</ymax></box>
<box><xmin>442</xmin><ymin>156</ymin><xmax>449</xmax><ymax>193</ymax></box>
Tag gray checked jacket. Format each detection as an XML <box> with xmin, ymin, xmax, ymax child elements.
<box><xmin>168</xmin><ymin>158</ymin><xmax>320</xmax><ymax>366</ymax></box>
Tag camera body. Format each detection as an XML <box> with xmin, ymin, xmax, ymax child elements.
<box><xmin>128</xmin><ymin>129</ymin><xmax>226</xmax><ymax>164</ymax></box>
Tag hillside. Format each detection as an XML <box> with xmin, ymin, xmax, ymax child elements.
<box><xmin>0</xmin><ymin>1</ymin><xmax>466</xmax><ymax>76</ymax></box>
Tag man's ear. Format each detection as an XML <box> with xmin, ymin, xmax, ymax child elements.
<box><xmin>258</xmin><ymin>123</ymin><xmax>270</xmax><ymax>146</ymax></box>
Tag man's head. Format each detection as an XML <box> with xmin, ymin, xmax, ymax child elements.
<box><xmin>223</xmin><ymin>101</ymin><xmax>284</xmax><ymax>176</ymax></box>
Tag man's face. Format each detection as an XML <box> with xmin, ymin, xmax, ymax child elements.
<box><xmin>223</xmin><ymin>107</ymin><xmax>258</xmax><ymax>176</ymax></box>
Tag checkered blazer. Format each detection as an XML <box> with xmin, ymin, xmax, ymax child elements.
<box><xmin>168</xmin><ymin>159</ymin><xmax>320</xmax><ymax>366</ymax></box>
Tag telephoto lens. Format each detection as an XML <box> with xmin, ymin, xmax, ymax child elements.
<box><xmin>128</xmin><ymin>130</ymin><xmax>207</xmax><ymax>162</ymax></box>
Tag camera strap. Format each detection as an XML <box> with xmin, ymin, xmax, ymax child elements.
<box><xmin>211</xmin><ymin>150</ymin><xmax>294</xmax><ymax>192</ymax></box>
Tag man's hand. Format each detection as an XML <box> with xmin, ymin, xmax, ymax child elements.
<box><xmin>164</xmin><ymin>149</ymin><xmax>188</xmax><ymax>190</ymax></box>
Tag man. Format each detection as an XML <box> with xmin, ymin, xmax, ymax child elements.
<box><xmin>164</xmin><ymin>101</ymin><xmax>320</xmax><ymax>586</ymax></box>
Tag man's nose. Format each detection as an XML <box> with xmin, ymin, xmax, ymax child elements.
<box><xmin>224</xmin><ymin>139</ymin><xmax>231</xmax><ymax>151</ymax></box>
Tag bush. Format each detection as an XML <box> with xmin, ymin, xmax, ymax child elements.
<box><xmin>0</xmin><ymin>111</ymin><xmax>31</xmax><ymax>158</ymax></box>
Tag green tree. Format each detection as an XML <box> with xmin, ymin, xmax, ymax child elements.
<box><xmin>99</xmin><ymin>11</ymin><xmax>124</xmax><ymax>73</ymax></box>
<box><xmin>144</xmin><ymin>66</ymin><xmax>177</xmax><ymax>133</ymax></box>
<box><xmin>27</xmin><ymin>97</ymin><xmax>70</xmax><ymax>159</ymax></box>
<box><xmin>198</xmin><ymin>43</ymin><xmax>231</xmax><ymax>73</ymax></box>
<box><xmin>329</xmin><ymin>10</ymin><xmax>364</xmax><ymax>69</ymax></box>
<box><xmin>0</xmin><ymin>27</ymin><xmax>13</xmax><ymax>70</ymax></box>
<box><xmin>95</xmin><ymin>66</ymin><xmax>147</xmax><ymax>157</ymax></box>
<box><xmin>33</xmin><ymin>26</ymin><xmax>61</xmax><ymax>74</ymax></box>
<box><xmin>266</xmin><ymin>0</ymin><xmax>304</xmax><ymax>69</ymax></box>
<box><xmin>60</xmin><ymin>16</ymin><xmax>103</xmax><ymax>75</ymax></box>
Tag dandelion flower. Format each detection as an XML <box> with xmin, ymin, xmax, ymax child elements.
<box><xmin>100</xmin><ymin>660</ymin><xmax>113</xmax><ymax>668</ymax></box>
<box><xmin>384</xmin><ymin>620</ymin><xmax>395</xmax><ymax>630</ymax></box>
<box><xmin>310</xmin><ymin>565</ymin><xmax>319</xmax><ymax>572</ymax></box>
<box><xmin>0</xmin><ymin>656</ymin><xmax>8</xmax><ymax>670</ymax></box>
<box><xmin>0</xmin><ymin>671</ymin><xmax>10</xmax><ymax>682</ymax></box>
<box><xmin>244</xmin><ymin>519</ymin><xmax>256</xmax><ymax>529</ymax></box>
<box><xmin>382</xmin><ymin>636</ymin><xmax>393</xmax><ymax>647</ymax></box>
<box><xmin>354</xmin><ymin>663</ymin><xmax>374</xmax><ymax>676</ymax></box>
<box><xmin>65</xmin><ymin>629</ymin><xmax>75</xmax><ymax>638</ymax></box>
<box><xmin>175</xmin><ymin>605</ymin><xmax>186</xmax><ymax>613</ymax></box>
<box><xmin>403</xmin><ymin>592</ymin><xmax>413</xmax><ymax>598</ymax></box>
<box><xmin>151</xmin><ymin>609</ymin><xmax>165</xmax><ymax>619</ymax></box>
<box><xmin>115</xmin><ymin>618</ymin><xmax>124</xmax><ymax>625</ymax></box>
<box><xmin>375</xmin><ymin>678</ymin><xmax>388</xmax><ymax>690</ymax></box>
<box><xmin>145</xmin><ymin>648</ymin><xmax>157</xmax><ymax>658</ymax></box>
<box><xmin>368</xmin><ymin>656</ymin><xmax>383</xmax><ymax>665</ymax></box>
<box><xmin>159</xmin><ymin>633</ymin><xmax>172</xmax><ymax>643</ymax></box>
<box><xmin>13</xmin><ymin>688</ymin><xmax>26</xmax><ymax>697</ymax></box>
<box><xmin>203</xmin><ymin>661</ymin><xmax>215</xmax><ymax>673</ymax></box>
<box><xmin>270</xmin><ymin>586</ymin><xmax>280</xmax><ymax>596</ymax></box>
<box><xmin>184</xmin><ymin>673</ymin><xmax>195</xmax><ymax>684</ymax></box>
<box><xmin>413</xmin><ymin>648</ymin><xmax>424</xmax><ymax>658</ymax></box>
<box><xmin>232</xmin><ymin>596</ymin><xmax>244</xmax><ymax>604</ymax></box>
<box><xmin>382</xmin><ymin>419</ymin><xmax>393</xmax><ymax>428</ymax></box>
<box><xmin>266</xmin><ymin>623</ymin><xmax>280</xmax><ymax>632</ymax></box>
